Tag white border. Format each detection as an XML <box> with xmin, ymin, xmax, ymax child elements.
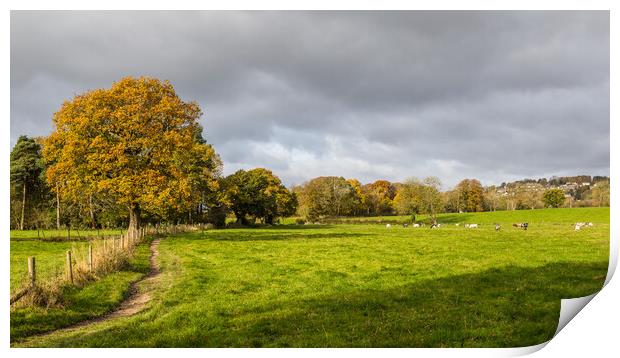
<box><xmin>2</xmin><ymin>2</ymin><xmax>616</xmax><ymax>357</ymax></box>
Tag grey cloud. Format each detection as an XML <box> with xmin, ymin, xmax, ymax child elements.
<box><xmin>10</xmin><ymin>11</ymin><xmax>609</xmax><ymax>188</ymax></box>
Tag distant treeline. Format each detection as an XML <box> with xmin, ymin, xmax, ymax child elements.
<box><xmin>291</xmin><ymin>175</ymin><xmax>610</xmax><ymax>223</ymax></box>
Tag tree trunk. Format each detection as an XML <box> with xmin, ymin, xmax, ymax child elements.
<box><xmin>56</xmin><ymin>184</ymin><xmax>61</xmax><ymax>229</ymax></box>
<box><xmin>88</xmin><ymin>195</ymin><xmax>97</xmax><ymax>229</ymax></box>
<box><xmin>20</xmin><ymin>183</ymin><xmax>26</xmax><ymax>230</ymax></box>
<box><xmin>128</xmin><ymin>203</ymin><xmax>141</xmax><ymax>240</ymax></box>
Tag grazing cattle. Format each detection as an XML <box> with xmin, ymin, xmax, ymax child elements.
<box><xmin>430</xmin><ymin>223</ymin><xmax>440</xmax><ymax>229</ymax></box>
<box><xmin>465</xmin><ymin>224</ymin><xmax>478</xmax><ymax>228</ymax></box>
<box><xmin>403</xmin><ymin>223</ymin><xmax>408</xmax><ymax>228</ymax></box>
<box><xmin>455</xmin><ymin>223</ymin><xmax>460</xmax><ymax>226</ymax></box>
<box><xmin>575</xmin><ymin>222</ymin><xmax>594</xmax><ymax>228</ymax></box>
<box><xmin>513</xmin><ymin>223</ymin><xmax>529</xmax><ymax>230</ymax></box>
<box><xmin>495</xmin><ymin>224</ymin><xmax>501</xmax><ymax>231</ymax></box>
<box><xmin>386</xmin><ymin>224</ymin><xmax>392</xmax><ymax>229</ymax></box>
<box><xmin>412</xmin><ymin>223</ymin><xmax>420</xmax><ymax>228</ymax></box>
<box><xmin>574</xmin><ymin>222</ymin><xmax>593</xmax><ymax>230</ymax></box>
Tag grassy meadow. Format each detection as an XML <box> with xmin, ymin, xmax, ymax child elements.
<box><xmin>11</xmin><ymin>207</ymin><xmax>609</xmax><ymax>347</ymax></box>
<box><xmin>10</xmin><ymin>240</ymin><xmax>90</xmax><ymax>291</ymax></box>
<box><xmin>10</xmin><ymin>228</ymin><xmax>126</xmax><ymax>241</ymax></box>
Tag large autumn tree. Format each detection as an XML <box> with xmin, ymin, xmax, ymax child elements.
<box><xmin>42</xmin><ymin>77</ymin><xmax>221</xmax><ymax>238</ymax></box>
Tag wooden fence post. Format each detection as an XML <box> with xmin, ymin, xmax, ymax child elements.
<box><xmin>66</xmin><ymin>250</ymin><xmax>74</xmax><ymax>284</ymax></box>
<box><xmin>28</xmin><ymin>256</ymin><xmax>36</xmax><ymax>286</ymax></box>
<box><xmin>88</xmin><ymin>244</ymin><xmax>93</xmax><ymax>272</ymax></box>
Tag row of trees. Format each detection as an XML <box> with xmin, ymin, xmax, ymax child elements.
<box><xmin>10</xmin><ymin>76</ymin><xmax>611</xmax><ymax>230</ymax></box>
<box><xmin>292</xmin><ymin>175</ymin><xmax>610</xmax><ymax>222</ymax></box>
<box><xmin>293</xmin><ymin>176</ymin><xmax>483</xmax><ymax>222</ymax></box>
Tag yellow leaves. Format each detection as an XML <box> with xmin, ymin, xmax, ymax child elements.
<box><xmin>41</xmin><ymin>76</ymin><xmax>222</xmax><ymax>216</ymax></box>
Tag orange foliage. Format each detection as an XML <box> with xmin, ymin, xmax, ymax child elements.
<box><xmin>42</xmin><ymin>76</ymin><xmax>221</xmax><ymax>220</ymax></box>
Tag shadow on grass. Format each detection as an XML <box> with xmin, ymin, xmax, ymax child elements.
<box><xmin>219</xmin><ymin>261</ymin><xmax>607</xmax><ymax>348</ymax></box>
<box><xmin>258</xmin><ymin>224</ymin><xmax>337</xmax><ymax>230</ymax></box>
<box><xmin>434</xmin><ymin>213</ymin><xmax>476</xmax><ymax>224</ymax></box>
<box><xmin>205</xmin><ymin>231</ymin><xmax>372</xmax><ymax>242</ymax></box>
<box><xmin>23</xmin><ymin>261</ymin><xmax>607</xmax><ymax>348</ymax></box>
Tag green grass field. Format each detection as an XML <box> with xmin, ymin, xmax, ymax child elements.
<box><xmin>12</xmin><ymin>208</ymin><xmax>610</xmax><ymax>347</ymax></box>
<box><xmin>10</xmin><ymin>240</ymin><xmax>90</xmax><ymax>291</ymax></box>
<box><xmin>10</xmin><ymin>228</ymin><xmax>125</xmax><ymax>241</ymax></box>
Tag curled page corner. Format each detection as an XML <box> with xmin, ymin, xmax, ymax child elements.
<box><xmin>509</xmin><ymin>293</ymin><xmax>601</xmax><ymax>356</ymax></box>
<box><xmin>554</xmin><ymin>293</ymin><xmax>598</xmax><ymax>336</ymax></box>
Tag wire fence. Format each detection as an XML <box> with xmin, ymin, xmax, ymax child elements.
<box><xmin>10</xmin><ymin>226</ymin><xmax>153</xmax><ymax>306</ymax></box>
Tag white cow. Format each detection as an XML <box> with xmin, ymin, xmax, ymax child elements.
<box><xmin>412</xmin><ymin>223</ymin><xmax>420</xmax><ymax>228</ymax></box>
<box><xmin>574</xmin><ymin>222</ymin><xmax>593</xmax><ymax>230</ymax></box>
<box><xmin>386</xmin><ymin>224</ymin><xmax>392</xmax><ymax>229</ymax></box>
<box><xmin>465</xmin><ymin>224</ymin><xmax>478</xmax><ymax>228</ymax></box>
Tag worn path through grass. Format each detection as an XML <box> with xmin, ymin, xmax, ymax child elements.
<box><xmin>13</xmin><ymin>239</ymin><xmax>162</xmax><ymax>345</ymax></box>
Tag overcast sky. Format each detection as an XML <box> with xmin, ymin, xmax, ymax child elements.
<box><xmin>10</xmin><ymin>11</ymin><xmax>609</xmax><ymax>189</ymax></box>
